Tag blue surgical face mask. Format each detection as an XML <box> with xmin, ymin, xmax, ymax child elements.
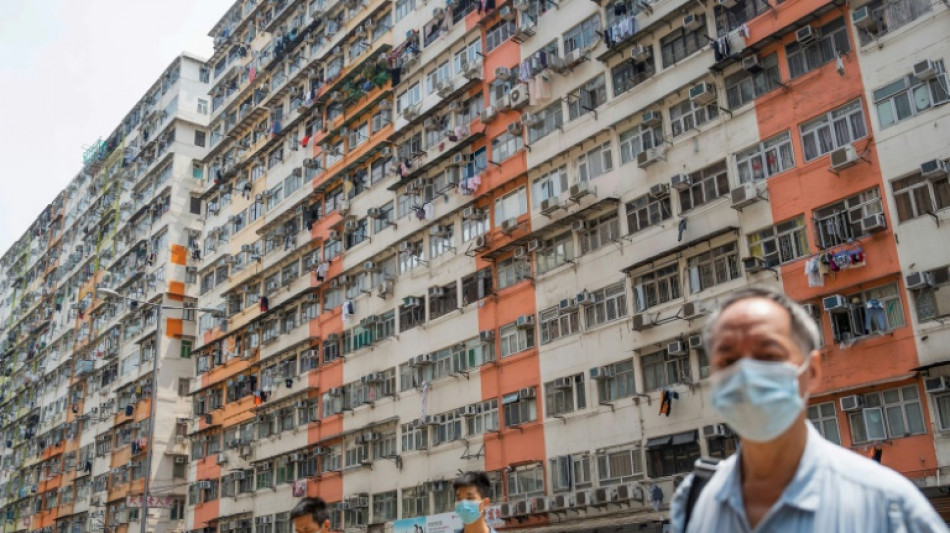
<box><xmin>712</xmin><ymin>357</ymin><xmax>809</xmax><ymax>443</ymax></box>
<box><xmin>455</xmin><ymin>500</ymin><xmax>483</xmax><ymax>525</ymax></box>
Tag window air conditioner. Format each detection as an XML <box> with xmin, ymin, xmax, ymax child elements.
<box><xmin>689</xmin><ymin>82</ymin><xmax>717</xmax><ymax>105</ymax></box>
<box><xmin>829</xmin><ymin>144</ymin><xmax>860</xmax><ymax>172</ymax></box>
<box><xmin>925</xmin><ymin>376</ymin><xmax>950</xmax><ymax>393</ymax></box>
<box><xmin>913</xmin><ymin>59</ymin><xmax>939</xmax><ymax>80</ymax></box>
<box><xmin>921</xmin><ymin>159</ymin><xmax>949</xmax><ymax>180</ymax></box>
<box><xmin>670</xmin><ymin>173</ymin><xmax>691</xmax><ymax>191</ymax></box>
<box><xmin>796</xmin><ymin>25</ymin><xmax>817</xmax><ymax>45</ymax></box>
<box><xmin>667</xmin><ymin>341</ymin><xmax>687</xmax><ymax>355</ymax></box>
<box><xmin>730</xmin><ymin>182</ymin><xmax>759</xmax><ymax>210</ymax></box>
<box><xmin>906</xmin><ymin>272</ymin><xmax>934</xmax><ymax>291</ymax></box>
<box><xmin>822</xmin><ymin>294</ymin><xmax>848</xmax><ymax>311</ymax></box>
<box><xmin>839</xmin><ymin>394</ymin><xmax>864</xmax><ymax>412</ymax></box>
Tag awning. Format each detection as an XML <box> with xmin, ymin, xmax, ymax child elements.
<box><xmin>812</xmin><ymin>372</ymin><xmax>917</xmax><ymax>398</ymax></box>
<box><xmin>910</xmin><ymin>360</ymin><xmax>950</xmax><ymax>372</ymax></box>
<box><xmin>645</xmin><ymin>436</ymin><xmax>671</xmax><ymax>449</ymax></box>
<box><xmin>621</xmin><ymin>225</ymin><xmax>739</xmax><ymax>274</ymax></box>
<box><xmin>672</xmin><ymin>430</ymin><xmax>698</xmax><ymax>446</ymax></box>
<box><xmin>499</xmin><ymin>510</ymin><xmax>668</xmax><ymax>533</ymax></box>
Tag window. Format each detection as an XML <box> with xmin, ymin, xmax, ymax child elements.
<box><xmin>563</xmin><ymin>15</ymin><xmax>602</xmax><ymax>54</ymax></box>
<box><xmin>396</xmin><ymin>83</ymin><xmax>421</xmax><ymax>113</ymax></box>
<box><xmin>786</xmin><ymin>18</ymin><xmax>850</xmax><ymax>79</ymax></box>
<box><xmin>596</xmin><ymin>359</ymin><xmax>636</xmax><ymax>402</ymax></box>
<box><xmin>800</xmin><ymin>99</ymin><xmax>867</xmax><ymax>161</ymax></box>
<box><xmin>854</xmin><ymin>0</ymin><xmax>932</xmax><ymax>45</ymax></box>
<box><xmin>497</xmin><ymin>257</ymin><xmax>532</xmax><ymax>289</ymax></box>
<box><xmin>849</xmin><ymin>385</ymin><xmax>925</xmax><ymax>443</ymax></box>
<box><xmin>625</xmin><ymin>193</ymin><xmax>671</xmax><ymax>234</ymax></box>
<box><xmin>576</xmin><ymin>141</ymin><xmax>613</xmax><ymax>182</ymax></box>
<box><xmin>725</xmin><ymin>53</ymin><xmax>781</xmax><ymax>109</ymax></box>
<box><xmin>499</xmin><ymin>322</ymin><xmax>535</xmax><ymax>357</ymax></box>
<box><xmin>372</xmin><ymin>491</ymin><xmax>397</xmax><ymax>524</ymax></box>
<box><xmin>428</xmin><ymin>282</ymin><xmax>458</xmax><ymax>320</ymax></box>
<box><xmin>584</xmin><ymin>282</ymin><xmax>628</xmax><ymax>327</ymax></box>
<box><xmin>874</xmin><ymin>66</ymin><xmax>949</xmax><ymax>129</ymax></box>
<box><xmin>532</xmin><ymin>166</ymin><xmax>568</xmax><ymax>206</ymax></box>
<box><xmin>194</xmin><ymin>130</ymin><xmax>206</xmax><ymax>147</ymax></box>
<box><xmin>568</xmin><ymin>75</ymin><xmax>607</xmax><ymax>120</ymax></box>
<box><xmin>461</xmin><ymin>268</ymin><xmax>493</xmax><ymax>305</ymax></box>
<box><xmin>706</xmin><ymin>430</ymin><xmax>738</xmax><ymax>459</ymax></box>
<box><xmin>539</xmin><ymin>305</ymin><xmax>579</xmax><ymax>344</ymax></box>
<box><xmin>660</xmin><ymin>18</ymin><xmax>706</xmax><ymax>67</ymax></box>
<box><xmin>747</xmin><ymin>216</ymin><xmax>808</xmax><ymax>267</ymax></box>
<box><xmin>527</xmin><ymin>102</ymin><xmax>564</xmax><ymax>143</ymax></box>
<box><xmin>687</xmin><ymin>241</ymin><xmax>740</xmax><ymax>293</ymax></box>
<box><xmin>679</xmin><ymin>161</ymin><xmax>729</xmax><ymax>211</ymax></box>
<box><xmin>736</xmin><ymin>131</ymin><xmax>795</xmax><ymax>184</ymax></box>
<box><xmin>813</xmin><ymin>187</ymin><xmax>883</xmax><ymax>248</ymax></box>
<box><xmin>491</xmin><ymin>132</ymin><xmax>524</xmax><ymax>163</ymax></box>
<box><xmin>633</xmin><ymin>265</ymin><xmax>680</xmax><ymax>312</ymax></box>
<box><xmin>670</xmin><ymin>97</ymin><xmax>719</xmax><ymax>137</ymax></box>
<box><xmin>536</xmin><ymin>232</ymin><xmax>575</xmax><ymax>274</ymax></box>
<box><xmin>934</xmin><ymin>391</ymin><xmax>950</xmax><ymax>431</ymax></box>
<box><xmin>372</xmin><ymin>202</ymin><xmax>396</xmax><ymax>233</ymax></box>
<box><xmin>467</xmin><ymin>398</ymin><xmax>500</xmax><ymax>435</ymax></box>
<box><xmin>401</xmin><ymin>421</ymin><xmax>429</xmax><ymax>452</ymax></box>
<box><xmin>399</xmin><ymin>299</ymin><xmax>426</xmax><ymax>331</ymax></box>
<box><xmin>494</xmin><ymin>186</ymin><xmax>527</xmax><ymax>224</ymax></box>
<box><xmin>394</xmin><ymin>0</ymin><xmax>415</xmax><ymax>20</ymax></box>
<box><xmin>646</xmin><ymin>431</ymin><xmax>700</xmax><ymax>477</ymax></box>
<box><xmin>893</xmin><ymin>173</ymin><xmax>950</xmax><ymax>222</ymax></box>
<box><xmin>612</xmin><ymin>53</ymin><xmax>655</xmax><ymax>96</ymax></box>
<box><xmin>545</xmin><ymin>374</ymin><xmax>586</xmax><ymax>416</ymax></box>
<box><xmin>486</xmin><ymin>21</ymin><xmax>515</xmax><ymax>51</ymax></box>
<box><xmin>579</xmin><ymin>215</ymin><xmax>620</xmax><ymax>254</ymax></box>
<box><xmin>503</xmin><ymin>389</ymin><xmax>538</xmax><ymax>427</ymax></box>
<box><xmin>596</xmin><ymin>446</ymin><xmax>642</xmax><ymax>484</ymax></box>
<box><xmin>344</xmin><ymin>219</ymin><xmax>369</xmax><ymax>249</ymax></box>
<box><xmin>197</xmin><ymin>99</ymin><xmax>209</xmax><ymax>114</ymax></box>
<box><xmin>913</xmin><ymin>269</ymin><xmax>950</xmax><ymax>322</ymax></box>
<box><xmin>401</xmin><ymin>485</ymin><xmax>429</xmax><ymax>518</ymax></box>
<box><xmin>807</xmin><ymin>402</ymin><xmax>841</xmax><ymax>445</ymax></box>
<box><xmin>550</xmin><ymin>453</ymin><xmax>593</xmax><ymax>491</ymax></box>
<box><xmin>618</xmin><ymin>122</ymin><xmax>663</xmax><ymax>165</ymax></box>
<box><xmin>640</xmin><ymin>348</ymin><xmax>691</xmax><ymax>392</ymax></box>
<box><xmin>827</xmin><ymin>283</ymin><xmax>905</xmax><ymax>342</ymax></box>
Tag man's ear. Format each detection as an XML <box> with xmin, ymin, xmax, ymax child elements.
<box><xmin>805</xmin><ymin>350</ymin><xmax>821</xmax><ymax>394</ymax></box>
<box><xmin>322</xmin><ymin>519</ymin><xmax>332</xmax><ymax>533</ymax></box>
<box><xmin>479</xmin><ymin>497</ymin><xmax>490</xmax><ymax>512</ymax></box>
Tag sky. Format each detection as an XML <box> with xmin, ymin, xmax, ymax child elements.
<box><xmin>0</xmin><ymin>0</ymin><xmax>234</xmax><ymax>254</ymax></box>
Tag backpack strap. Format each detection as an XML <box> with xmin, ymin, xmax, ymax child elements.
<box><xmin>683</xmin><ymin>457</ymin><xmax>720</xmax><ymax>533</ymax></box>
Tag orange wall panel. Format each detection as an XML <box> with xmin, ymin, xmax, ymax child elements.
<box><xmin>170</xmin><ymin>244</ymin><xmax>188</xmax><ymax>265</ymax></box>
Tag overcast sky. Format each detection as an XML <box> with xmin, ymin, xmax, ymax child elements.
<box><xmin>0</xmin><ymin>0</ymin><xmax>233</xmax><ymax>254</ymax></box>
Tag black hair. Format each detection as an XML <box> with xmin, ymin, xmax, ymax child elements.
<box><xmin>452</xmin><ymin>471</ymin><xmax>491</xmax><ymax>499</ymax></box>
<box><xmin>290</xmin><ymin>497</ymin><xmax>331</xmax><ymax>525</ymax></box>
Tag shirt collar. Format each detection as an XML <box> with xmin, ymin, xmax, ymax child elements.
<box><xmin>715</xmin><ymin>422</ymin><xmax>825</xmax><ymax>514</ymax></box>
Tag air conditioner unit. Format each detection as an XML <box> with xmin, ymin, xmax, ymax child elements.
<box><xmin>574</xmin><ymin>490</ymin><xmax>592</xmax><ymax>507</ymax></box>
<box><xmin>920</xmin><ymin>159</ymin><xmax>949</xmax><ymax>180</ymax></box>
<box><xmin>175</xmin><ymin>456</ymin><xmax>187</xmax><ymax>464</ymax></box>
<box><xmin>521</xmin><ymin>112</ymin><xmax>542</xmax><ymax>128</ymax></box>
<box><xmin>381</xmin><ymin>145</ymin><xmax>393</xmax><ymax>158</ymax></box>
<box><xmin>480</xmin><ymin>329</ymin><xmax>495</xmax><ymax>342</ymax></box>
<box><xmin>925</xmin><ymin>376</ymin><xmax>950</xmax><ymax>393</ymax></box>
<box><xmin>822</xmin><ymin>294</ymin><xmax>849</xmax><ymax>311</ymax></box>
<box><xmin>501</xmin><ymin>218</ymin><xmax>518</xmax><ymax>233</ymax></box>
<box><xmin>328</xmin><ymin>229</ymin><xmax>340</xmax><ymax>240</ymax></box>
<box><xmin>519</xmin><ymin>387</ymin><xmax>536</xmax><ymax>399</ymax></box>
<box><xmin>860</xmin><ymin>214</ymin><xmax>887</xmax><ymax>233</ymax></box>
<box><xmin>510</xmin><ymin>85</ymin><xmax>529</xmax><ymax>109</ymax></box>
<box><xmin>217</xmin><ymin>453</ymin><xmax>228</xmax><ymax>463</ymax></box>
<box><xmin>429</xmin><ymin>286</ymin><xmax>446</xmax><ymax>297</ymax></box>
<box><xmin>649</xmin><ymin>183</ymin><xmax>670</xmax><ymax>198</ymax></box>
<box><xmin>683</xmin><ymin>13</ymin><xmax>702</xmax><ymax>31</ymax></box>
<box><xmin>402</xmin><ymin>105</ymin><xmax>420</xmax><ymax>121</ymax></box>
<box><xmin>516</xmin><ymin>314</ymin><xmax>535</xmax><ymax>328</ymax></box>
<box><xmin>514</xmin><ymin>246</ymin><xmax>527</xmax><ymax>259</ymax></box>
<box><xmin>464</xmin><ymin>61</ymin><xmax>483</xmax><ymax>79</ymax></box>
<box><xmin>569</xmin><ymin>181</ymin><xmax>593</xmax><ymax>200</ymax></box>
<box><xmin>576</xmin><ymin>290</ymin><xmax>593</xmax><ymax>306</ymax></box>
<box><xmin>688</xmin><ymin>335</ymin><xmax>703</xmax><ymax>350</ymax></box>
<box><xmin>704</xmin><ymin>423</ymin><xmax>730</xmax><ymax>438</ymax></box>
<box><xmin>913</xmin><ymin>59</ymin><xmax>939</xmax><ymax>80</ymax></box>
<box><xmin>637</xmin><ymin>147</ymin><xmax>664</xmax><ymax>168</ymax></box>
<box><xmin>630</xmin><ymin>44</ymin><xmax>651</xmax><ymax>63</ymax></box>
<box><xmin>344</xmin><ymin>220</ymin><xmax>359</xmax><ymax>232</ymax></box>
<box><xmin>589</xmin><ymin>366</ymin><xmax>613</xmax><ymax>380</ymax></box>
<box><xmin>499</xmin><ymin>5</ymin><xmax>516</xmax><ymax>20</ymax></box>
<box><xmin>840</xmin><ymin>394</ymin><xmax>864</xmax><ymax>412</ymax></box>
<box><xmin>531</xmin><ymin>496</ymin><xmax>548</xmax><ymax>513</ymax></box>
<box><xmin>496</xmin><ymin>94</ymin><xmax>512</xmax><ymax>111</ymax></box>
<box><xmin>829</xmin><ymin>144</ymin><xmax>860</xmax><ymax>171</ymax></box>
<box><xmin>552</xmin><ymin>494</ymin><xmax>573</xmax><ymax>509</ymax></box>
<box><xmin>667</xmin><ymin>341</ymin><xmax>687</xmax><ymax>355</ymax></box>
<box><xmin>682</xmin><ymin>300</ymin><xmax>706</xmax><ymax>319</ymax></box>
<box><xmin>540</xmin><ymin>197</ymin><xmax>562</xmax><ymax>215</ymax></box>
<box><xmin>404</xmin><ymin>296</ymin><xmax>423</xmax><ymax>308</ymax></box>
<box><xmin>742</xmin><ymin>55</ymin><xmax>762</xmax><ymax>73</ymax></box>
<box><xmin>495</xmin><ymin>66</ymin><xmax>512</xmax><ymax>80</ymax></box>
<box><xmin>480</xmin><ymin>105</ymin><xmax>497</xmax><ymax>122</ymax></box>
<box><xmin>670</xmin><ymin>173</ymin><xmax>691</xmax><ymax>191</ymax></box>
<box><xmin>730</xmin><ymin>182</ymin><xmax>759</xmax><ymax>209</ymax></box>
<box><xmin>906</xmin><ymin>272</ymin><xmax>934</xmax><ymax>291</ymax></box>
<box><xmin>507</xmin><ymin>122</ymin><xmax>523</xmax><ymax>136</ymax></box>
<box><xmin>499</xmin><ymin>503</ymin><xmax>515</xmax><ymax>519</ymax></box>
<box><xmin>796</xmin><ymin>25</ymin><xmax>817</xmax><ymax>45</ymax></box>
<box><xmin>641</xmin><ymin>110</ymin><xmax>661</xmax><ymax>127</ymax></box>
<box><xmin>475</xmin><ymin>234</ymin><xmax>490</xmax><ymax>249</ymax></box>
<box><xmin>460</xmin><ymin>405</ymin><xmax>478</xmax><ymax>417</ymax></box>
<box><xmin>453</xmin><ymin>153</ymin><xmax>470</xmax><ymax>167</ymax></box>
<box><xmin>802</xmin><ymin>303</ymin><xmax>818</xmax><ymax>316</ymax></box>
<box><xmin>852</xmin><ymin>6</ymin><xmax>877</xmax><ymax>31</ymax></box>
<box><xmin>554</xmin><ymin>377</ymin><xmax>573</xmax><ymax>389</ymax></box>
<box><xmin>632</xmin><ymin>313</ymin><xmax>653</xmax><ymax>331</ymax></box>
<box><xmin>743</xmin><ymin>256</ymin><xmax>768</xmax><ymax>274</ymax></box>
<box><xmin>689</xmin><ymin>82</ymin><xmax>717</xmax><ymax>105</ymax></box>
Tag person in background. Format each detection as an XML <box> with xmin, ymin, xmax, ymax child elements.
<box><xmin>671</xmin><ymin>286</ymin><xmax>947</xmax><ymax>533</ymax></box>
<box><xmin>291</xmin><ymin>497</ymin><xmax>333</xmax><ymax>533</ymax></box>
<box><xmin>453</xmin><ymin>471</ymin><xmax>496</xmax><ymax>533</ymax></box>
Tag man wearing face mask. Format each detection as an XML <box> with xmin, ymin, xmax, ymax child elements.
<box><xmin>452</xmin><ymin>471</ymin><xmax>495</xmax><ymax>533</ymax></box>
<box><xmin>670</xmin><ymin>286</ymin><xmax>946</xmax><ymax>533</ymax></box>
<box><xmin>290</xmin><ymin>497</ymin><xmax>333</xmax><ymax>533</ymax></box>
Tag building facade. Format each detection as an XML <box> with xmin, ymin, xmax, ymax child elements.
<box><xmin>2</xmin><ymin>0</ymin><xmax>949</xmax><ymax>531</ymax></box>
<box><xmin>0</xmin><ymin>55</ymin><xmax>211</xmax><ymax>533</ymax></box>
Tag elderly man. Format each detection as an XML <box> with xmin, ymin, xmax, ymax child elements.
<box><xmin>671</xmin><ymin>286</ymin><xmax>946</xmax><ymax>532</ymax></box>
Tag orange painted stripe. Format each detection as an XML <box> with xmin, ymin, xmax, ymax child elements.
<box><xmin>165</xmin><ymin>318</ymin><xmax>183</xmax><ymax>338</ymax></box>
<box><xmin>170</xmin><ymin>244</ymin><xmax>188</xmax><ymax>265</ymax></box>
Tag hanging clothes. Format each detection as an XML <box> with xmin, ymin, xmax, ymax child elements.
<box><xmin>422</xmin><ymin>202</ymin><xmax>434</xmax><ymax>220</ymax></box>
<box><xmin>301</xmin><ymin>135</ymin><xmax>311</xmax><ymax>148</ymax></box>
<box><xmin>871</xmin><ymin>445</ymin><xmax>883</xmax><ymax>463</ymax></box>
<box><xmin>260</xmin><ymin>296</ymin><xmax>270</xmax><ymax>313</ymax></box>
<box><xmin>342</xmin><ymin>300</ymin><xmax>355</xmax><ymax>324</ymax></box>
<box><xmin>316</xmin><ymin>262</ymin><xmax>329</xmax><ymax>282</ymax></box>
<box><xmin>677</xmin><ymin>218</ymin><xmax>688</xmax><ymax>242</ymax></box>
<box><xmin>659</xmin><ymin>390</ymin><xmax>672</xmax><ymax>416</ymax></box>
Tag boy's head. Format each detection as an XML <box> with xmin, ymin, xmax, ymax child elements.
<box><xmin>290</xmin><ymin>497</ymin><xmax>332</xmax><ymax>533</ymax></box>
<box><xmin>452</xmin><ymin>471</ymin><xmax>492</xmax><ymax>525</ymax></box>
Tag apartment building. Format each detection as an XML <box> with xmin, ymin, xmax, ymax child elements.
<box><xmin>187</xmin><ymin>0</ymin><xmax>950</xmax><ymax>529</ymax></box>
<box><xmin>0</xmin><ymin>54</ymin><xmax>210</xmax><ymax>533</ymax></box>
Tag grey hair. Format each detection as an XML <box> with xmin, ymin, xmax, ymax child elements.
<box><xmin>702</xmin><ymin>285</ymin><xmax>821</xmax><ymax>357</ymax></box>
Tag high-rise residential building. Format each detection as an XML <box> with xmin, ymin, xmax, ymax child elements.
<box><xmin>0</xmin><ymin>54</ymin><xmax>210</xmax><ymax>533</ymax></box>
<box><xmin>2</xmin><ymin>0</ymin><xmax>949</xmax><ymax>532</ymax></box>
